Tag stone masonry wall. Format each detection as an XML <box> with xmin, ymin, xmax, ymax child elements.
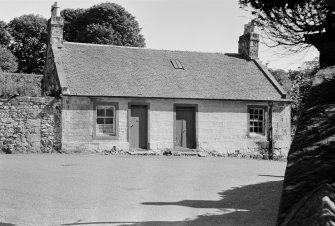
<box><xmin>62</xmin><ymin>96</ymin><xmax>291</xmax><ymax>157</ymax></box>
<box><xmin>0</xmin><ymin>97</ymin><xmax>61</xmax><ymax>153</ymax></box>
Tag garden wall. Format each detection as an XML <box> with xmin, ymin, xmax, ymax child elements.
<box><xmin>0</xmin><ymin>96</ymin><xmax>61</xmax><ymax>153</ymax></box>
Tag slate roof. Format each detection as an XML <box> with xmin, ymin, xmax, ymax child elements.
<box><xmin>53</xmin><ymin>42</ymin><xmax>287</xmax><ymax>101</ymax></box>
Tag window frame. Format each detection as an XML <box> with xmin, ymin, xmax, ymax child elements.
<box><xmin>247</xmin><ymin>105</ymin><xmax>268</xmax><ymax>137</ymax></box>
<box><xmin>170</xmin><ymin>59</ymin><xmax>185</xmax><ymax>70</ymax></box>
<box><xmin>93</xmin><ymin>102</ymin><xmax>119</xmax><ymax>140</ymax></box>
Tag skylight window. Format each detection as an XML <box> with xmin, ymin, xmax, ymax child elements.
<box><xmin>170</xmin><ymin>59</ymin><xmax>184</xmax><ymax>70</ymax></box>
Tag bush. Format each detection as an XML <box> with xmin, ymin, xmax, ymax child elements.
<box><xmin>0</xmin><ymin>46</ymin><xmax>18</xmax><ymax>72</ymax></box>
<box><xmin>0</xmin><ymin>72</ymin><xmax>42</xmax><ymax>98</ymax></box>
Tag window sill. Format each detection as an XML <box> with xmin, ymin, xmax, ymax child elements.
<box><xmin>93</xmin><ymin>135</ymin><xmax>119</xmax><ymax>141</ymax></box>
<box><xmin>248</xmin><ymin>133</ymin><xmax>267</xmax><ymax>139</ymax></box>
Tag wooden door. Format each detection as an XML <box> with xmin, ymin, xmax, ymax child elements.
<box><xmin>130</xmin><ymin>105</ymin><xmax>148</xmax><ymax>149</ymax></box>
<box><xmin>176</xmin><ymin>107</ymin><xmax>196</xmax><ymax>149</ymax></box>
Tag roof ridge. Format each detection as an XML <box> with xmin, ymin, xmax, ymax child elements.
<box><xmin>62</xmin><ymin>41</ymin><xmax>228</xmax><ymax>55</ymax></box>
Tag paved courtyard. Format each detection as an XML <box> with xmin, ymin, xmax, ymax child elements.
<box><xmin>0</xmin><ymin>155</ymin><xmax>286</xmax><ymax>226</ymax></box>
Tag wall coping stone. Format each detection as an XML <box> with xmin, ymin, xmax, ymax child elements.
<box><xmin>30</xmin><ymin>97</ymin><xmax>45</xmax><ymax>104</ymax></box>
<box><xmin>17</xmin><ymin>97</ymin><xmax>31</xmax><ymax>102</ymax></box>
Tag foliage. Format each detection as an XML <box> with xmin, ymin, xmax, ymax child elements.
<box><xmin>239</xmin><ymin>0</ymin><xmax>331</xmax><ymax>51</ymax></box>
<box><xmin>61</xmin><ymin>8</ymin><xmax>85</xmax><ymax>42</ymax></box>
<box><xmin>289</xmin><ymin>59</ymin><xmax>319</xmax><ymax>118</ymax></box>
<box><xmin>270</xmin><ymin>58</ymin><xmax>319</xmax><ymax>134</ymax></box>
<box><xmin>0</xmin><ymin>46</ymin><xmax>18</xmax><ymax>72</ymax></box>
<box><xmin>0</xmin><ymin>21</ymin><xmax>12</xmax><ymax>46</ymax></box>
<box><xmin>0</xmin><ymin>3</ymin><xmax>145</xmax><ymax>74</ymax></box>
<box><xmin>0</xmin><ymin>72</ymin><xmax>42</xmax><ymax>97</ymax></box>
<box><xmin>61</xmin><ymin>2</ymin><xmax>145</xmax><ymax>47</ymax></box>
<box><xmin>268</xmin><ymin>68</ymin><xmax>292</xmax><ymax>94</ymax></box>
<box><xmin>7</xmin><ymin>14</ymin><xmax>47</xmax><ymax>74</ymax></box>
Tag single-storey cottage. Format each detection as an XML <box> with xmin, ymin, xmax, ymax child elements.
<box><xmin>43</xmin><ymin>3</ymin><xmax>291</xmax><ymax>156</ymax></box>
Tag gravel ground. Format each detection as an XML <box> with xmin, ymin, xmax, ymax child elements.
<box><xmin>0</xmin><ymin>155</ymin><xmax>286</xmax><ymax>226</ymax></box>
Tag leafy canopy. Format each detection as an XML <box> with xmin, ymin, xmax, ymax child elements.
<box><xmin>0</xmin><ymin>21</ymin><xmax>12</xmax><ymax>46</ymax></box>
<box><xmin>8</xmin><ymin>14</ymin><xmax>47</xmax><ymax>74</ymax></box>
<box><xmin>239</xmin><ymin>0</ymin><xmax>331</xmax><ymax>51</ymax></box>
<box><xmin>269</xmin><ymin>58</ymin><xmax>319</xmax><ymax>133</ymax></box>
<box><xmin>61</xmin><ymin>2</ymin><xmax>145</xmax><ymax>47</ymax></box>
<box><xmin>1</xmin><ymin>3</ymin><xmax>145</xmax><ymax>74</ymax></box>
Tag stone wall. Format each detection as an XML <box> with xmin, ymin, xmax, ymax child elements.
<box><xmin>0</xmin><ymin>97</ymin><xmax>61</xmax><ymax>153</ymax></box>
<box><xmin>62</xmin><ymin>96</ymin><xmax>291</xmax><ymax>157</ymax></box>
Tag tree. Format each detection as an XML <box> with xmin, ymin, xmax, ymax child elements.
<box><xmin>239</xmin><ymin>0</ymin><xmax>331</xmax><ymax>51</ymax></box>
<box><xmin>0</xmin><ymin>46</ymin><xmax>18</xmax><ymax>72</ymax></box>
<box><xmin>61</xmin><ymin>2</ymin><xmax>145</xmax><ymax>47</ymax></box>
<box><xmin>269</xmin><ymin>58</ymin><xmax>319</xmax><ymax>134</ymax></box>
<box><xmin>61</xmin><ymin>8</ymin><xmax>85</xmax><ymax>42</ymax></box>
<box><xmin>0</xmin><ymin>21</ymin><xmax>11</xmax><ymax>46</ymax></box>
<box><xmin>289</xmin><ymin>59</ymin><xmax>319</xmax><ymax>118</ymax></box>
<box><xmin>269</xmin><ymin>68</ymin><xmax>292</xmax><ymax>93</ymax></box>
<box><xmin>8</xmin><ymin>14</ymin><xmax>47</xmax><ymax>74</ymax></box>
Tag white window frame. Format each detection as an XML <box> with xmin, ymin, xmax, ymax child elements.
<box><xmin>248</xmin><ymin>106</ymin><xmax>267</xmax><ymax>136</ymax></box>
<box><xmin>96</xmin><ymin>105</ymin><xmax>116</xmax><ymax>136</ymax></box>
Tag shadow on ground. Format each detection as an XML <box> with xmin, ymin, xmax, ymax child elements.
<box><xmin>63</xmin><ymin>180</ymin><xmax>283</xmax><ymax>226</ymax></box>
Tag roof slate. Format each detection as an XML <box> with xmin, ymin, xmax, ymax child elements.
<box><xmin>53</xmin><ymin>42</ymin><xmax>285</xmax><ymax>101</ymax></box>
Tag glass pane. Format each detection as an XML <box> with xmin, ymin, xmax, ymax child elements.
<box><xmin>97</xmin><ymin>124</ymin><xmax>114</xmax><ymax>135</ymax></box>
<box><xmin>250</xmin><ymin>109</ymin><xmax>254</xmax><ymax>115</ymax></box>
<box><xmin>106</xmin><ymin>107</ymin><xmax>114</xmax><ymax>117</ymax></box>
<box><xmin>103</xmin><ymin>124</ymin><xmax>114</xmax><ymax>134</ymax></box>
<box><xmin>97</xmin><ymin>125</ymin><xmax>103</xmax><ymax>134</ymax></box>
<box><xmin>105</xmin><ymin>118</ymin><xmax>114</xmax><ymax>124</ymax></box>
<box><xmin>97</xmin><ymin>107</ymin><xmax>105</xmax><ymax>117</ymax></box>
<box><xmin>97</xmin><ymin>118</ymin><xmax>104</xmax><ymax>124</ymax></box>
<box><xmin>176</xmin><ymin>60</ymin><xmax>184</xmax><ymax>69</ymax></box>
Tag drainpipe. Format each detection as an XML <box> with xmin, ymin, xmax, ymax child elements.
<box><xmin>268</xmin><ymin>102</ymin><xmax>273</xmax><ymax>159</ymax></box>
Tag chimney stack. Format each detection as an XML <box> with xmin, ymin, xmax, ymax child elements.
<box><xmin>48</xmin><ymin>2</ymin><xmax>64</xmax><ymax>46</ymax></box>
<box><xmin>238</xmin><ymin>20</ymin><xmax>259</xmax><ymax>60</ymax></box>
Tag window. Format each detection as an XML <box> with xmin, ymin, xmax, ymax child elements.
<box><xmin>96</xmin><ymin>105</ymin><xmax>115</xmax><ymax>136</ymax></box>
<box><xmin>170</xmin><ymin>59</ymin><xmax>184</xmax><ymax>70</ymax></box>
<box><xmin>249</xmin><ymin>106</ymin><xmax>266</xmax><ymax>135</ymax></box>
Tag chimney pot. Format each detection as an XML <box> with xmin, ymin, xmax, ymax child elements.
<box><xmin>51</xmin><ymin>2</ymin><xmax>60</xmax><ymax>17</ymax></box>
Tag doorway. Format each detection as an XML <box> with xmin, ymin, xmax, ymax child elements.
<box><xmin>175</xmin><ymin>106</ymin><xmax>197</xmax><ymax>149</ymax></box>
<box><xmin>129</xmin><ymin>105</ymin><xmax>148</xmax><ymax>149</ymax></box>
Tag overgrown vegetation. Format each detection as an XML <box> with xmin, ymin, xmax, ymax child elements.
<box><xmin>0</xmin><ymin>72</ymin><xmax>42</xmax><ymax>98</ymax></box>
<box><xmin>270</xmin><ymin>58</ymin><xmax>319</xmax><ymax>134</ymax></box>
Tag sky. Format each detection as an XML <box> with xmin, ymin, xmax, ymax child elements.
<box><xmin>0</xmin><ymin>0</ymin><xmax>319</xmax><ymax>70</ymax></box>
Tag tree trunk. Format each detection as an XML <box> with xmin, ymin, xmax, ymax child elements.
<box><xmin>277</xmin><ymin>66</ymin><xmax>335</xmax><ymax>225</ymax></box>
